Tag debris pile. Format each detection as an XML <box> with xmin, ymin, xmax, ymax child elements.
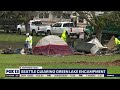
<box><xmin>74</xmin><ymin>36</ymin><xmax>120</xmax><ymax>56</ymax></box>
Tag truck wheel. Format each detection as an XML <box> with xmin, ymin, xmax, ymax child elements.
<box><xmin>31</xmin><ymin>30</ymin><xmax>36</xmax><ymax>36</ymax></box>
<box><xmin>18</xmin><ymin>29</ymin><xmax>21</xmax><ymax>35</ymax></box>
<box><xmin>47</xmin><ymin>31</ymin><xmax>51</xmax><ymax>35</ymax></box>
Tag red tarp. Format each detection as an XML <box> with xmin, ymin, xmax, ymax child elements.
<box><xmin>33</xmin><ymin>45</ymin><xmax>73</xmax><ymax>55</ymax></box>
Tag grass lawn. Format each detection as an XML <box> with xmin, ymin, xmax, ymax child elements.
<box><xmin>0</xmin><ymin>54</ymin><xmax>120</xmax><ymax>79</ymax></box>
<box><xmin>0</xmin><ymin>33</ymin><xmax>120</xmax><ymax>79</ymax></box>
<box><xmin>0</xmin><ymin>33</ymin><xmax>42</xmax><ymax>49</ymax></box>
<box><xmin>0</xmin><ymin>33</ymin><xmax>41</xmax><ymax>43</ymax></box>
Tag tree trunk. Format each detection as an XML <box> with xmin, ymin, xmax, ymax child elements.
<box><xmin>24</xmin><ymin>15</ymin><xmax>34</xmax><ymax>33</ymax></box>
<box><xmin>24</xmin><ymin>20</ymin><xmax>30</xmax><ymax>33</ymax></box>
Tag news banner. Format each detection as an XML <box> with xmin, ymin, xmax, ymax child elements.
<box><xmin>5</xmin><ymin>66</ymin><xmax>120</xmax><ymax>77</ymax></box>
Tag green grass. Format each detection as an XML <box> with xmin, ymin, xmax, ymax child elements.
<box><xmin>0</xmin><ymin>33</ymin><xmax>41</xmax><ymax>43</ymax></box>
<box><xmin>0</xmin><ymin>33</ymin><xmax>42</xmax><ymax>49</ymax></box>
<box><xmin>0</xmin><ymin>54</ymin><xmax>120</xmax><ymax>63</ymax></box>
<box><xmin>0</xmin><ymin>33</ymin><xmax>120</xmax><ymax>79</ymax></box>
<box><xmin>0</xmin><ymin>54</ymin><xmax>120</xmax><ymax>79</ymax></box>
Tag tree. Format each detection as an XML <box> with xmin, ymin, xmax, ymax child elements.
<box><xmin>13</xmin><ymin>11</ymin><xmax>37</xmax><ymax>33</ymax></box>
<box><xmin>0</xmin><ymin>11</ymin><xmax>37</xmax><ymax>33</ymax></box>
<box><xmin>51</xmin><ymin>11</ymin><xmax>63</xmax><ymax>18</ymax></box>
<box><xmin>50</xmin><ymin>11</ymin><xmax>73</xmax><ymax>22</ymax></box>
<box><xmin>76</xmin><ymin>11</ymin><xmax>120</xmax><ymax>42</ymax></box>
<box><xmin>76</xmin><ymin>11</ymin><xmax>107</xmax><ymax>42</ymax></box>
<box><xmin>106</xmin><ymin>11</ymin><xmax>120</xmax><ymax>28</ymax></box>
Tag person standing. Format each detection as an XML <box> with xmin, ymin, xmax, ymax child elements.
<box><xmin>115</xmin><ymin>36</ymin><xmax>120</xmax><ymax>50</ymax></box>
<box><xmin>61</xmin><ymin>29</ymin><xmax>67</xmax><ymax>42</ymax></box>
<box><xmin>25</xmin><ymin>33</ymin><xmax>32</xmax><ymax>54</ymax></box>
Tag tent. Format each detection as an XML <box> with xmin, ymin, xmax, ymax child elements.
<box><xmin>87</xmin><ymin>37</ymin><xmax>107</xmax><ymax>49</ymax></box>
<box><xmin>33</xmin><ymin>35</ymin><xmax>74</xmax><ymax>55</ymax></box>
<box><xmin>106</xmin><ymin>36</ymin><xmax>116</xmax><ymax>50</ymax></box>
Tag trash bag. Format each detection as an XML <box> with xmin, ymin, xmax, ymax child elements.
<box><xmin>2</xmin><ymin>48</ymin><xmax>15</xmax><ymax>54</ymax></box>
<box><xmin>20</xmin><ymin>48</ymin><xmax>26</xmax><ymax>54</ymax></box>
<box><xmin>15</xmin><ymin>48</ymin><xmax>22</xmax><ymax>54</ymax></box>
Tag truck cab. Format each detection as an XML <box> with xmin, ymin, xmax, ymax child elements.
<box><xmin>51</xmin><ymin>22</ymin><xmax>74</xmax><ymax>35</ymax></box>
<box><xmin>17</xmin><ymin>19</ymin><xmax>43</xmax><ymax>35</ymax></box>
<box><xmin>44</xmin><ymin>22</ymin><xmax>83</xmax><ymax>38</ymax></box>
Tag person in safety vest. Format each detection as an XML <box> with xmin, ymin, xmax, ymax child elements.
<box><xmin>61</xmin><ymin>29</ymin><xmax>67</xmax><ymax>42</ymax></box>
<box><xmin>115</xmin><ymin>36</ymin><xmax>120</xmax><ymax>50</ymax></box>
<box><xmin>25</xmin><ymin>33</ymin><xmax>32</xmax><ymax>54</ymax></box>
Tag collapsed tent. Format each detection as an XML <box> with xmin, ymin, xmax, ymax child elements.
<box><xmin>87</xmin><ymin>37</ymin><xmax>107</xmax><ymax>49</ymax></box>
<box><xmin>33</xmin><ymin>35</ymin><xmax>74</xmax><ymax>55</ymax></box>
<box><xmin>75</xmin><ymin>41</ymin><xmax>100</xmax><ymax>54</ymax></box>
<box><xmin>75</xmin><ymin>37</ymin><xmax>108</xmax><ymax>54</ymax></box>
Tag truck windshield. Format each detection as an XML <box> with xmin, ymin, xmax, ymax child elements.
<box><xmin>63</xmin><ymin>23</ymin><xmax>74</xmax><ymax>27</ymax></box>
<box><xmin>52</xmin><ymin>23</ymin><xmax>62</xmax><ymax>27</ymax></box>
<box><xmin>32</xmin><ymin>21</ymin><xmax>42</xmax><ymax>26</ymax></box>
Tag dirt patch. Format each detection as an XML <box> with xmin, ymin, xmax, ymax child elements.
<box><xmin>0</xmin><ymin>41</ymin><xmax>36</xmax><ymax>49</ymax></box>
<box><xmin>0</xmin><ymin>41</ymin><xmax>24</xmax><ymax>49</ymax></box>
<box><xmin>1</xmin><ymin>60</ymin><xmax>120</xmax><ymax>66</ymax></box>
<box><xmin>60</xmin><ymin>59</ymin><xmax>120</xmax><ymax>66</ymax></box>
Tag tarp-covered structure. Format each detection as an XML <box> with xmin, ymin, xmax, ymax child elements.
<box><xmin>75</xmin><ymin>37</ymin><xmax>108</xmax><ymax>54</ymax></box>
<box><xmin>75</xmin><ymin>40</ymin><xmax>102</xmax><ymax>54</ymax></box>
<box><xmin>87</xmin><ymin>37</ymin><xmax>107</xmax><ymax>49</ymax></box>
<box><xmin>33</xmin><ymin>35</ymin><xmax>73</xmax><ymax>55</ymax></box>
